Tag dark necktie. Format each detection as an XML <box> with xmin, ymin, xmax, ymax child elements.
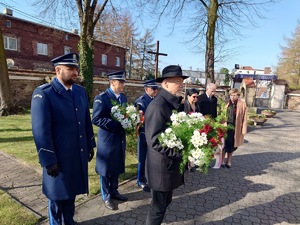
<box><xmin>67</xmin><ymin>89</ymin><xmax>72</xmax><ymax>96</ymax></box>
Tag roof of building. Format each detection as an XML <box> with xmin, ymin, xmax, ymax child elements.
<box><xmin>0</xmin><ymin>13</ymin><xmax>127</xmax><ymax>50</ymax></box>
<box><xmin>234</xmin><ymin>74</ymin><xmax>278</xmax><ymax>80</ymax></box>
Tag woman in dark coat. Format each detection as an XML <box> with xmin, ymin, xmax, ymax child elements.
<box><xmin>184</xmin><ymin>88</ymin><xmax>201</xmax><ymax>114</ymax></box>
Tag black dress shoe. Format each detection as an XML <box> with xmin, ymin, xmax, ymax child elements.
<box><xmin>111</xmin><ymin>193</ymin><xmax>128</xmax><ymax>201</ymax></box>
<box><xmin>139</xmin><ymin>183</ymin><xmax>151</xmax><ymax>192</ymax></box>
<box><xmin>104</xmin><ymin>200</ymin><xmax>116</xmax><ymax>210</ymax></box>
<box><xmin>225</xmin><ymin>164</ymin><xmax>231</xmax><ymax>168</ymax></box>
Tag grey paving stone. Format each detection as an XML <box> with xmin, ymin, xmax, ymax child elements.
<box><xmin>1</xmin><ymin>110</ymin><xmax>300</xmax><ymax>225</ymax></box>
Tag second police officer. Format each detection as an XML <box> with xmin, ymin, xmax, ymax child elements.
<box><xmin>134</xmin><ymin>79</ymin><xmax>159</xmax><ymax>192</ymax></box>
<box><xmin>92</xmin><ymin>71</ymin><xmax>128</xmax><ymax>211</ymax></box>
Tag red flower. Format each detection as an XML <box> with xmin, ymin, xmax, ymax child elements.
<box><xmin>199</xmin><ymin>124</ymin><xmax>212</xmax><ymax>134</ymax></box>
<box><xmin>139</xmin><ymin>110</ymin><xmax>144</xmax><ymax>123</ymax></box>
<box><xmin>217</xmin><ymin>128</ymin><xmax>225</xmax><ymax>138</ymax></box>
<box><xmin>208</xmin><ymin>137</ymin><xmax>219</xmax><ymax>148</ymax></box>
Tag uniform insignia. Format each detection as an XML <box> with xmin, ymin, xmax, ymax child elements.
<box><xmin>39</xmin><ymin>83</ymin><xmax>51</xmax><ymax>89</ymax></box>
<box><xmin>95</xmin><ymin>99</ymin><xmax>102</xmax><ymax>103</ymax></box>
<box><xmin>33</xmin><ymin>94</ymin><xmax>43</xmax><ymax>99</ymax></box>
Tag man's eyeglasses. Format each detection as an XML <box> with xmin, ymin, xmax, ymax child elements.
<box><xmin>150</xmin><ymin>87</ymin><xmax>158</xmax><ymax>90</ymax></box>
<box><xmin>191</xmin><ymin>96</ymin><xmax>198</xmax><ymax>99</ymax></box>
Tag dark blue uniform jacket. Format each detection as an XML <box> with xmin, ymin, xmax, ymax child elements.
<box><xmin>92</xmin><ymin>88</ymin><xmax>127</xmax><ymax>176</ymax></box>
<box><xmin>31</xmin><ymin>79</ymin><xmax>96</xmax><ymax>200</ymax></box>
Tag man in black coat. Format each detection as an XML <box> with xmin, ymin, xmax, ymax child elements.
<box><xmin>197</xmin><ymin>83</ymin><xmax>218</xmax><ymax>118</ymax></box>
<box><xmin>144</xmin><ymin>65</ymin><xmax>189</xmax><ymax>225</ymax></box>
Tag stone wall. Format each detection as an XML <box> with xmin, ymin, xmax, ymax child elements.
<box><xmin>286</xmin><ymin>94</ymin><xmax>300</xmax><ymax>110</ymax></box>
<box><xmin>9</xmin><ymin>70</ymin><xmax>299</xmax><ymax>110</ymax></box>
<box><xmin>8</xmin><ymin>70</ymin><xmax>215</xmax><ymax>108</ymax></box>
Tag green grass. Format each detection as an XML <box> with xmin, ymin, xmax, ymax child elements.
<box><xmin>0</xmin><ymin>110</ymin><xmax>139</xmax><ymax>223</ymax></box>
<box><xmin>0</xmin><ymin>189</ymin><xmax>40</xmax><ymax>225</ymax></box>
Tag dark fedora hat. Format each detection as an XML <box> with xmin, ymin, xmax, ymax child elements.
<box><xmin>156</xmin><ymin>65</ymin><xmax>189</xmax><ymax>82</ymax></box>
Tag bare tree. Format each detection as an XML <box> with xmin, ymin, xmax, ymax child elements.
<box><xmin>95</xmin><ymin>9</ymin><xmax>140</xmax><ymax>78</ymax></box>
<box><xmin>134</xmin><ymin>0</ymin><xmax>276</xmax><ymax>85</ymax></box>
<box><xmin>134</xmin><ymin>29</ymin><xmax>155</xmax><ymax>79</ymax></box>
<box><xmin>33</xmin><ymin>0</ymin><xmax>109</xmax><ymax>102</ymax></box>
<box><xmin>0</xmin><ymin>25</ymin><xmax>22</xmax><ymax>116</ymax></box>
<box><xmin>276</xmin><ymin>21</ymin><xmax>300</xmax><ymax>87</ymax></box>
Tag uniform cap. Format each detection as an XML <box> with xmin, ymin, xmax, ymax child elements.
<box><xmin>51</xmin><ymin>53</ymin><xmax>79</xmax><ymax>68</ymax></box>
<box><xmin>107</xmin><ymin>70</ymin><xmax>126</xmax><ymax>81</ymax></box>
<box><xmin>143</xmin><ymin>79</ymin><xmax>158</xmax><ymax>88</ymax></box>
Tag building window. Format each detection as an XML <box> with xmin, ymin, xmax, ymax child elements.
<box><xmin>65</xmin><ymin>35</ymin><xmax>69</xmax><ymax>41</ymax></box>
<box><xmin>102</xmin><ymin>54</ymin><xmax>107</xmax><ymax>65</ymax></box>
<box><xmin>37</xmin><ymin>43</ymin><xmax>48</xmax><ymax>55</ymax></box>
<box><xmin>4</xmin><ymin>36</ymin><xmax>17</xmax><ymax>51</ymax></box>
<box><xmin>64</xmin><ymin>47</ymin><xmax>71</xmax><ymax>55</ymax></box>
<box><xmin>116</xmin><ymin>57</ymin><xmax>120</xmax><ymax>67</ymax></box>
<box><xmin>6</xmin><ymin>20</ymin><xmax>11</xmax><ymax>28</ymax></box>
<box><xmin>101</xmin><ymin>72</ymin><xmax>106</xmax><ymax>76</ymax></box>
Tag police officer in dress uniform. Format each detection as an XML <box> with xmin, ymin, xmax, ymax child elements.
<box><xmin>31</xmin><ymin>53</ymin><xmax>96</xmax><ymax>225</ymax></box>
<box><xmin>92</xmin><ymin>71</ymin><xmax>128</xmax><ymax>211</ymax></box>
<box><xmin>134</xmin><ymin>79</ymin><xmax>159</xmax><ymax>192</ymax></box>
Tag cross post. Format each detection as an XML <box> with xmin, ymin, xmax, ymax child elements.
<box><xmin>147</xmin><ymin>41</ymin><xmax>168</xmax><ymax>79</ymax></box>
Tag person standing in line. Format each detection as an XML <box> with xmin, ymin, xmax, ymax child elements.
<box><xmin>197</xmin><ymin>83</ymin><xmax>218</xmax><ymax>118</ymax></box>
<box><xmin>144</xmin><ymin>65</ymin><xmax>189</xmax><ymax>225</ymax></box>
<box><xmin>221</xmin><ymin>88</ymin><xmax>247</xmax><ymax>168</ymax></box>
<box><xmin>31</xmin><ymin>53</ymin><xmax>96</xmax><ymax>225</ymax></box>
<box><xmin>92</xmin><ymin>71</ymin><xmax>128</xmax><ymax>211</ymax></box>
<box><xmin>134</xmin><ymin>79</ymin><xmax>159</xmax><ymax>192</ymax></box>
<box><xmin>184</xmin><ymin>88</ymin><xmax>201</xmax><ymax>114</ymax></box>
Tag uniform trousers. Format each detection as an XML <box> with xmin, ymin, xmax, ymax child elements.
<box><xmin>137</xmin><ymin>132</ymin><xmax>147</xmax><ymax>185</ymax></box>
<box><xmin>48</xmin><ymin>198</ymin><xmax>75</xmax><ymax>225</ymax></box>
<box><xmin>146</xmin><ymin>189</ymin><xmax>173</xmax><ymax>225</ymax></box>
<box><xmin>100</xmin><ymin>175</ymin><xmax>119</xmax><ymax>201</ymax></box>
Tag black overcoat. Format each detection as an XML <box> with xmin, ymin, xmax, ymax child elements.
<box><xmin>197</xmin><ymin>93</ymin><xmax>218</xmax><ymax>118</ymax></box>
<box><xmin>144</xmin><ymin>88</ymin><xmax>184</xmax><ymax>192</ymax></box>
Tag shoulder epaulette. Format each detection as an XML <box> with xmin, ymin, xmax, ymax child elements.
<box><xmin>38</xmin><ymin>83</ymin><xmax>51</xmax><ymax>90</ymax></box>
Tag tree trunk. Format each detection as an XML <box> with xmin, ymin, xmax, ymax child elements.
<box><xmin>205</xmin><ymin>0</ymin><xmax>218</xmax><ymax>86</ymax></box>
<box><xmin>78</xmin><ymin>34</ymin><xmax>94</xmax><ymax>104</ymax></box>
<box><xmin>0</xmin><ymin>26</ymin><xmax>21</xmax><ymax>116</ymax></box>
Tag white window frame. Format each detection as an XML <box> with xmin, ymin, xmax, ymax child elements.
<box><xmin>116</xmin><ymin>57</ymin><xmax>120</xmax><ymax>67</ymax></box>
<box><xmin>37</xmin><ymin>43</ymin><xmax>48</xmax><ymax>55</ymax></box>
<box><xmin>64</xmin><ymin>46</ymin><xmax>71</xmax><ymax>55</ymax></box>
<box><xmin>4</xmin><ymin>36</ymin><xmax>17</xmax><ymax>51</ymax></box>
<box><xmin>102</xmin><ymin>54</ymin><xmax>107</xmax><ymax>65</ymax></box>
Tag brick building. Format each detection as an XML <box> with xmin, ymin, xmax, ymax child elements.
<box><xmin>1</xmin><ymin>8</ymin><xmax>126</xmax><ymax>75</ymax></box>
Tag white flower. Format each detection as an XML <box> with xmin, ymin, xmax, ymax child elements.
<box><xmin>187</xmin><ymin>112</ymin><xmax>205</xmax><ymax>125</ymax></box>
<box><xmin>170</xmin><ymin>112</ymin><xmax>188</xmax><ymax>126</ymax></box>
<box><xmin>188</xmin><ymin>148</ymin><xmax>206</xmax><ymax>167</ymax></box>
<box><xmin>190</xmin><ymin>130</ymin><xmax>208</xmax><ymax>148</ymax></box>
<box><xmin>159</xmin><ymin>127</ymin><xmax>184</xmax><ymax>150</ymax></box>
<box><xmin>111</xmin><ymin>104</ymin><xmax>141</xmax><ymax>131</ymax></box>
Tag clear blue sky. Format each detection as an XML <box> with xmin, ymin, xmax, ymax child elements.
<box><xmin>1</xmin><ymin>0</ymin><xmax>299</xmax><ymax>73</ymax></box>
